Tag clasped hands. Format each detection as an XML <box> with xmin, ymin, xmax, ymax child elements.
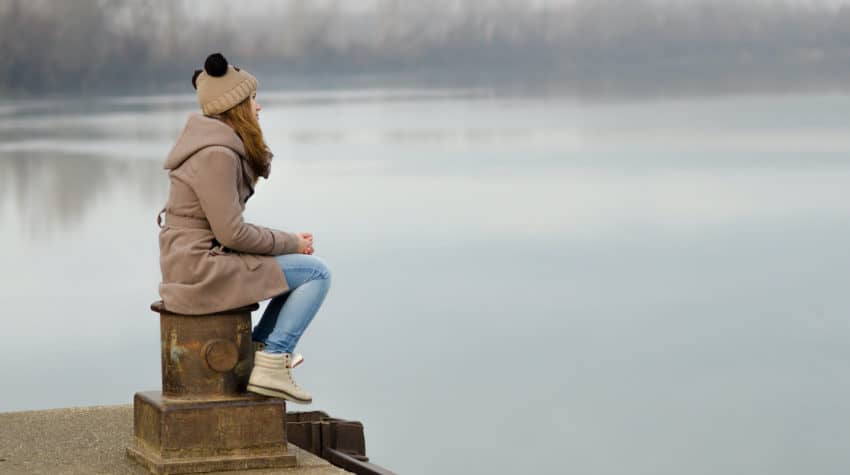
<box><xmin>297</xmin><ymin>232</ymin><xmax>314</xmax><ymax>255</ymax></box>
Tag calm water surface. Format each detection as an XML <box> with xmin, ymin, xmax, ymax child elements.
<box><xmin>1</xmin><ymin>89</ymin><xmax>850</xmax><ymax>474</ymax></box>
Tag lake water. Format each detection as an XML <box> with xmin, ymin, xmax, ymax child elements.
<box><xmin>2</xmin><ymin>88</ymin><xmax>850</xmax><ymax>474</ymax></box>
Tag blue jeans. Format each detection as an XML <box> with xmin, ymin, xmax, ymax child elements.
<box><xmin>252</xmin><ymin>254</ymin><xmax>331</xmax><ymax>354</ymax></box>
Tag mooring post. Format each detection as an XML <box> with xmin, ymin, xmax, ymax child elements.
<box><xmin>126</xmin><ymin>301</ymin><xmax>297</xmax><ymax>474</ymax></box>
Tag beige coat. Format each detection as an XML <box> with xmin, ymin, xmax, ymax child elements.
<box><xmin>157</xmin><ymin>113</ymin><xmax>300</xmax><ymax>315</ymax></box>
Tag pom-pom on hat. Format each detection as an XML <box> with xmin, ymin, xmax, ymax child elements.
<box><xmin>192</xmin><ymin>53</ymin><xmax>258</xmax><ymax>115</ymax></box>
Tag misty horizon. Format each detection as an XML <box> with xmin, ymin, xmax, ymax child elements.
<box><xmin>4</xmin><ymin>0</ymin><xmax>850</xmax><ymax>97</ymax></box>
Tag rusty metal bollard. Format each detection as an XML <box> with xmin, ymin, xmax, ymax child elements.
<box><xmin>126</xmin><ymin>301</ymin><xmax>297</xmax><ymax>474</ymax></box>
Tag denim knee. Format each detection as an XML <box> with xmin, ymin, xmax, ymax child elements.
<box><xmin>309</xmin><ymin>255</ymin><xmax>332</xmax><ymax>282</ymax></box>
<box><xmin>277</xmin><ymin>253</ymin><xmax>331</xmax><ymax>283</ymax></box>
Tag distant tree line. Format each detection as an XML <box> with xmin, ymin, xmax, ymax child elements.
<box><xmin>3</xmin><ymin>0</ymin><xmax>850</xmax><ymax>96</ymax></box>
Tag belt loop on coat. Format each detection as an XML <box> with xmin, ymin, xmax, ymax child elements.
<box><xmin>156</xmin><ymin>207</ymin><xmax>166</xmax><ymax>229</ymax></box>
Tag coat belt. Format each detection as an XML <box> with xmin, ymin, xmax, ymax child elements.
<box><xmin>156</xmin><ymin>207</ymin><xmax>211</xmax><ymax>230</ymax></box>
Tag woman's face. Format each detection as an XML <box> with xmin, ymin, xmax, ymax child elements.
<box><xmin>251</xmin><ymin>93</ymin><xmax>261</xmax><ymax>121</ymax></box>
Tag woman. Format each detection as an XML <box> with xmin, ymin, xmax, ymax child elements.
<box><xmin>157</xmin><ymin>53</ymin><xmax>330</xmax><ymax>404</ymax></box>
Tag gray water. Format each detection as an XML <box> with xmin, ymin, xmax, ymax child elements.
<box><xmin>1</xmin><ymin>89</ymin><xmax>850</xmax><ymax>474</ymax></box>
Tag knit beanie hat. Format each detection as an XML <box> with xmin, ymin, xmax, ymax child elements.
<box><xmin>191</xmin><ymin>53</ymin><xmax>258</xmax><ymax>115</ymax></box>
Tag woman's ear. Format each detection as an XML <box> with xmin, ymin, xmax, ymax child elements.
<box><xmin>191</xmin><ymin>69</ymin><xmax>202</xmax><ymax>90</ymax></box>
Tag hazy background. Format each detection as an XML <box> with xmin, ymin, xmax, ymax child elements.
<box><xmin>5</xmin><ymin>0</ymin><xmax>850</xmax><ymax>97</ymax></box>
<box><xmin>3</xmin><ymin>1</ymin><xmax>850</xmax><ymax>475</ymax></box>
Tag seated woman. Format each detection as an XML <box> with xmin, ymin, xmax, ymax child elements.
<box><xmin>157</xmin><ymin>53</ymin><xmax>331</xmax><ymax>404</ymax></box>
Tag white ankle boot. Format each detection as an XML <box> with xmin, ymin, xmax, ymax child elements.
<box><xmin>247</xmin><ymin>351</ymin><xmax>312</xmax><ymax>404</ymax></box>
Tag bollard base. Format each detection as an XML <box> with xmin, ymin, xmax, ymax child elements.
<box><xmin>127</xmin><ymin>391</ymin><xmax>297</xmax><ymax>474</ymax></box>
<box><xmin>126</xmin><ymin>445</ymin><xmax>298</xmax><ymax>475</ymax></box>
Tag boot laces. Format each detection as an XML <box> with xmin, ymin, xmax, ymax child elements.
<box><xmin>285</xmin><ymin>356</ymin><xmax>302</xmax><ymax>389</ymax></box>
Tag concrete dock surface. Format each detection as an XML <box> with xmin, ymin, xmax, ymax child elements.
<box><xmin>0</xmin><ymin>405</ymin><xmax>350</xmax><ymax>474</ymax></box>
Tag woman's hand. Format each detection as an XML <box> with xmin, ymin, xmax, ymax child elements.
<box><xmin>297</xmin><ymin>232</ymin><xmax>314</xmax><ymax>255</ymax></box>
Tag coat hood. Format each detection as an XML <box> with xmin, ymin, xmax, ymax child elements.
<box><xmin>164</xmin><ymin>113</ymin><xmax>246</xmax><ymax>170</ymax></box>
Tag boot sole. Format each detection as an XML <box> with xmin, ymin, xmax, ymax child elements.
<box><xmin>247</xmin><ymin>384</ymin><xmax>312</xmax><ymax>404</ymax></box>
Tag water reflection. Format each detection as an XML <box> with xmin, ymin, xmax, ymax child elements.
<box><xmin>0</xmin><ymin>89</ymin><xmax>577</xmax><ymax>237</ymax></box>
<box><xmin>4</xmin><ymin>90</ymin><xmax>850</xmax><ymax>237</ymax></box>
<box><xmin>0</xmin><ymin>151</ymin><xmax>167</xmax><ymax>238</ymax></box>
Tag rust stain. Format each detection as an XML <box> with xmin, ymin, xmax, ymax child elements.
<box><xmin>236</xmin><ymin>319</ymin><xmax>251</xmax><ymax>333</ymax></box>
<box><xmin>169</xmin><ymin>329</ymin><xmax>187</xmax><ymax>364</ymax></box>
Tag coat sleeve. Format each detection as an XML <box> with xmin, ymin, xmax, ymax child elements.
<box><xmin>189</xmin><ymin>149</ymin><xmax>301</xmax><ymax>256</ymax></box>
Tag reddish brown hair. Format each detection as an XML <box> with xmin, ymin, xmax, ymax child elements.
<box><xmin>216</xmin><ymin>97</ymin><xmax>270</xmax><ymax>181</ymax></box>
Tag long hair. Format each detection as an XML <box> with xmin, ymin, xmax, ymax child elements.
<box><xmin>215</xmin><ymin>97</ymin><xmax>270</xmax><ymax>181</ymax></box>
